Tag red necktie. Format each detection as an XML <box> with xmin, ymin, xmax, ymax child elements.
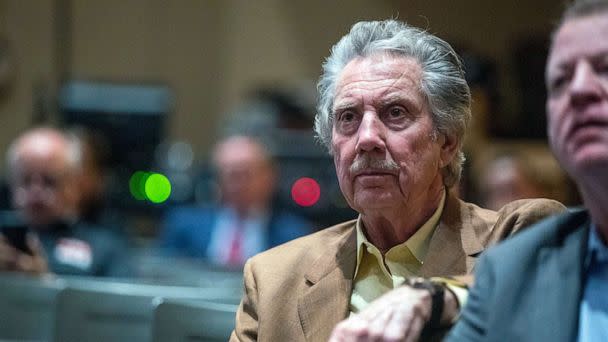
<box><xmin>227</xmin><ymin>221</ymin><xmax>244</xmax><ymax>265</ymax></box>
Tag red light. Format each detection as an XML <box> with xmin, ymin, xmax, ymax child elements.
<box><xmin>291</xmin><ymin>177</ymin><xmax>320</xmax><ymax>207</ymax></box>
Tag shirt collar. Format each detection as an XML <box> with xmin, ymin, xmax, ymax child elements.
<box><xmin>355</xmin><ymin>190</ymin><xmax>446</xmax><ymax>270</ymax></box>
<box><xmin>587</xmin><ymin>224</ymin><xmax>608</xmax><ymax>266</ymax></box>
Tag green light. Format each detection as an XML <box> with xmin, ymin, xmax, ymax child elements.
<box><xmin>129</xmin><ymin>171</ymin><xmax>150</xmax><ymax>201</ymax></box>
<box><xmin>144</xmin><ymin>173</ymin><xmax>171</xmax><ymax>203</ymax></box>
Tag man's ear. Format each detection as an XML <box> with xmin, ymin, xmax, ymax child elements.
<box><xmin>438</xmin><ymin>133</ymin><xmax>459</xmax><ymax>168</ymax></box>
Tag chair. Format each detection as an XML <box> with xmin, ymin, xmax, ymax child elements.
<box><xmin>132</xmin><ymin>252</ymin><xmax>244</xmax><ymax>288</ymax></box>
<box><xmin>0</xmin><ymin>273</ymin><xmax>65</xmax><ymax>341</ymax></box>
<box><xmin>53</xmin><ymin>279</ymin><xmax>241</xmax><ymax>342</ymax></box>
<box><xmin>152</xmin><ymin>298</ymin><xmax>239</xmax><ymax>342</ymax></box>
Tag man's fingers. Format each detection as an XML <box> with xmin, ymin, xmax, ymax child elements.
<box><xmin>329</xmin><ymin>315</ymin><xmax>370</xmax><ymax>342</ymax></box>
<box><xmin>15</xmin><ymin>253</ymin><xmax>33</xmax><ymax>271</ymax></box>
<box><xmin>367</xmin><ymin>308</ymin><xmax>394</xmax><ymax>341</ymax></box>
<box><xmin>26</xmin><ymin>233</ymin><xmax>45</xmax><ymax>256</ymax></box>
<box><xmin>16</xmin><ymin>234</ymin><xmax>48</xmax><ymax>274</ymax></box>
<box><xmin>0</xmin><ymin>237</ymin><xmax>19</xmax><ymax>268</ymax></box>
<box><xmin>402</xmin><ymin>315</ymin><xmax>426</xmax><ymax>342</ymax></box>
<box><xmin>382</xmin><ymin>306</ymin><xmax>408</xmax><ymax>342</ymax></box>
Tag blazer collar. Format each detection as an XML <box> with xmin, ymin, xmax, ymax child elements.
<box><xmin>299</xmin><ymin>222</ymin><xmax>357</xmax><ymax>342</ymax></box>
<box><xmin>419</xmin><ymin>192</ymin><xmax>485</xmax><ymax>277</ymax></box>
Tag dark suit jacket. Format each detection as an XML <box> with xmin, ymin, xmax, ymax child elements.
<box><xmin>158</xmin><ymin>205</ymin><xmax>312</xmax><ymax>259</ymax></box>
<box><xmin>230</xmin><ymin>195</ymin><xmax>566</xmax><ymax>342</ymax></box>
<box><xmin>448</xmin><ymin>209</ymin><xmax>589</xmax><ymax>342</ymax></box>
<box><xmin>37</xmin><ymin>221</ymin><xmax>133</xmax><ymax>277</ymax></box>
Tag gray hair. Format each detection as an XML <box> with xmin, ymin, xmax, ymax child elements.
<box><xmin>561</xmin><ymin>0</ymin><xmax>608</xmax><ymax>23</ymax></box>
<box><xmin>6</xmin><ymin>127</ymin><xmax>83</xmax><ymax>184</ymax></box>
<box><xmin>314</xmin><ymin>19</ymin><xmax>471</xmax><ymax>188</ymax></box>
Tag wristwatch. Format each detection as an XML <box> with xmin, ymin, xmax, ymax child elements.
<box><xmin>405</xmin><ymin>277</ymin><xmax>445</xmax><ymax>329</ymax></box>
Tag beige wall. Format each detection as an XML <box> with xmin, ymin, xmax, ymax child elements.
<box><xmin>0</xmin><ymin>0</ymin><xmax>56</xmax><ymax>165</ymax></box>
<box><xmin>0</xmin><ymin>0</ymin><xmax>562</xmax><ymax>169</ymax></box>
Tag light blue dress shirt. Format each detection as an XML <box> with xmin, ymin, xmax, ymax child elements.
<box><xmin>578</xmin><ymin>225</ymin><xmax>608</xmax><ymax>341</ymax></box>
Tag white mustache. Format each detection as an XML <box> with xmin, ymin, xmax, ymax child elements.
<box><xmin>350</xmin><ymin>155</ymin><xmax>399</xmax><ymax>174</ymax></box>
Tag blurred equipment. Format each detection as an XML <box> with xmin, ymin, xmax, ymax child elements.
<box><xmin>59</xmin><ymin>81</ymin><xmax>173</xmax><ymax>211</ymax></box>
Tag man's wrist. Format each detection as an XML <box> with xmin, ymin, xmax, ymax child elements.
<box><xmin>405</xmin><ymin>277</ymin><xmax>445</xmax><ymax>329</ymax></box>
<box><xmin>440</xmin><ymin>285</ymin><xmax>460</xmax><ymax>326</ymax></box>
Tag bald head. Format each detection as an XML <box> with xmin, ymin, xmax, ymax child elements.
<box><xmin>212</xmin><ymin>136</ymin><xmax>276</xmax><ymax>216</ymax></box>
<box><xmin>7</xmin><ymin>127</ymin><xmax>81</xmax><ymax>227</ymax></box>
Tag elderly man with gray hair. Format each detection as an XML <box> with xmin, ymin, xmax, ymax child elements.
<box><xmin>231</xmin><ymin>20</ymin><xmax>565</xmax><ymax>341</ymax></box>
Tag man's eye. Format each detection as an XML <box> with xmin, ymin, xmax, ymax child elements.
<box><xmin>597</xmin><ymin>63</ymin><xmax>608</xmax><ymax>76</ymax></box>
<box><xmin>548</xmin><ymin>76</ymin><xmax>568</xmax><ymax>96</ymax></box>
<box><xmin>389</xmin><ymin>107</ymin><xmax>405</xmax><ymax>118</ymax></box>
<box><xmin>339</xmin><ymin>111</ymin><xmax>355</xmax><ymax>122</ymax></box>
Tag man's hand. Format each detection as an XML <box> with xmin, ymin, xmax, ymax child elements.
<box><xmin>329</xmin><ymin>284</ymin><xmax>459</xmax><ymax>342</ymax></box>
<box><xmin>0</xmin><ymin>234</ymin><xmax>49</xmax><ymax>275</ymax></box>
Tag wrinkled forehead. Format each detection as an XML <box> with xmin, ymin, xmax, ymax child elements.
<box><xmin>547</xmin><ymin>13</ymin><xmax>608</xmax><ymax>75</ymax></box>
<box><xmin>336</xmin><ymin>54</ymin><xmax>422</xmax><ymax>88</ymax></box>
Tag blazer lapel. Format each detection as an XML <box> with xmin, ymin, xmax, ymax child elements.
<box><xmin>509</xmin><ymin>212</ymin><xmax>589</xmax><ymax>341</ymax></box>
<box><xmin>298</xmin><ymin>226</ymin><xmax>357</xmax><ymax>342</ymax></box>
<box><xmin>552</xmin><ymin>219</ymin><xmax>589</xmax><ymax>341</ymax></box>
<box><xmin>419</xmin><ymin>194</ymin><xmax>485</xmax><ymax>277</ymax></box>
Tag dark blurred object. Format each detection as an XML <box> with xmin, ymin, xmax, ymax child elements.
<box><xmin>513</xmin><ymin>36</ymin><xmax>550</xmax><ymax>139</ymax></box>
<box><xmin>59</xmin><ymin>80</ymin><xmax>172</xmax><ymax>212</ymax></box>
<box><xmin>0</xmin><ymin>37</ymin><xmax>15</xmax><ymax>97</ymax></box>
<box><xmin>0</xmin><ymin>211</ymin><xmax>32</xmax><ymax>255</ymax></box>
<box><xmin>457</xmin><ymin>48</ymin><xmax>500</xmax><ymax>141</ymax></box>
<box><xmin>460</xmin><ymin>50</ymin><xmax>500</xmax><ymax>120</ymax></box>
<box><xmin>0</xmin><ymin>181</ymin><xmax>10</xmax><ymax>210</ymax></box>
<box><xmin>249</xmin><ymin>86</ymin><xmax>315</xmax><ymax>130</ymax></box>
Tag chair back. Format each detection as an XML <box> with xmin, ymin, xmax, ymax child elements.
<box><xmin>0</xmin><ymin>273</ymin><xmax>65</xmax><ymax>341</ymax></box>
<box><xmin>152</xmin><ymin>298</ymin><xmax>238</xmax><ymax>342</ymax></box>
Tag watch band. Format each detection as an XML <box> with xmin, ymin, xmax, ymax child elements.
<box><xmin>405</xmin><ymin>277</ymin><xmax>445</xmax><ymax>330</ymax></box>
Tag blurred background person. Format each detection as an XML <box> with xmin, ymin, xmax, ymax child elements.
<box><xmin>158</xmin><ymin>134</ymin><xmax>312</xmax><ymax>267</ymax></box>
<box><xmin>0</xmin><ymin>127</ymin><xmax>131</xmax><ymax>277</ymax></box>
<box><xmin>476</xmin><ymin>146</ymin><xmax>568</xmax><ymax>210</ymax></box>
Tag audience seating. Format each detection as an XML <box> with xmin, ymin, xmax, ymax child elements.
<box><xmin>0</xmin><ymin>273</ymin><xmax>65</xmax><ymax>341</ymax></box>
<box><xmin>152</xmin><ymin>298</ymin><xmax>239</xmax><ymax>342</ymax></box>
<box><xmin>132</xmin><ymin>252</ymin><xmax>244</xmax><ymax>288</ymax></box>
<box><xmin>0</xmin><ymin>252</ymin><xmax>245</xmax><ymax>342</ymax></box>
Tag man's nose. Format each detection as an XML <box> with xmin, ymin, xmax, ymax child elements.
<box><xmin>355</xmin><ymin>112</ymin><xmax>386</xmax><ymax>154</ymax></box>
<box><xmin>570</xmin><ymin>61</ymin><xmax>603</xmax><ymax>108</ymax></box>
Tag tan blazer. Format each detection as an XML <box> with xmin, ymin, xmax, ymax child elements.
<box><xmin>231</xmin><ymin>195</ymin><xmax>565</xmax><ymax>342</ymax></box>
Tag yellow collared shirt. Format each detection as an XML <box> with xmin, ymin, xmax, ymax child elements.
<box><xmin>350</xmin><ymin>192</ymin><xmax>446</xmax><ymax>313</ymax></box>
